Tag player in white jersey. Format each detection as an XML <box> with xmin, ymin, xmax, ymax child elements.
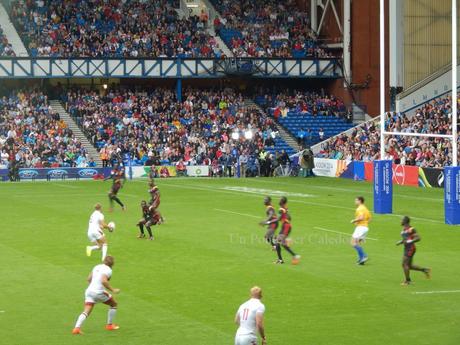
<box><xmin>72</xmin><ymin>256</ymin><xmax>120</xmax><ymax>334</ymax></box>
<box><xmin>86</xmin><ymin>203</ymin><xmax>111</xmax><ymax>261</ymax></box>
<box><xmin>234</xmin><ymin>286</ymin><xmax>266</xmax><ymax>345</ymax></box>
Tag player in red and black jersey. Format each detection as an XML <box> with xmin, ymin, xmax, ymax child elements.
<box><xmin>137</xmin><ymin>200</ymin><xmax>153</xmax><ymax>240</ymax></box>
<box><xmin>267</xmin><ymin>197</ymin><xmax>301</xmax><ymax>265</ymax></box>
<box><xmin>148</xmin><ymin>181</ymin><xmax>164</xmax><ymax>224</ymax></box>
<box><xmin>105</xmin><ymin>163</ymin><xmax>126</xmax><ymax>212</ymax></box>
<box><xmin>396</xmin><ymin>216</ymin><xmax>431</xmax><ymax>285</ymax></box>
<box><xmin>259</xmin><ymin>196</ymin><xmax>278</xmax><ymax>249</ymax></box>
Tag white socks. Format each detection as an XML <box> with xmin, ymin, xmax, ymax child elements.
<box><xmin>107</xmin><ymin>308</ymin><xmax>117</xmax><ymax>324</ymax></box>
<box><xmin>75</xmin><ymin>312</ymin><xmax>87</xmax><ymax>328</ymax></box>
<box><xmin>90</xmin><ymin>245</ymin><xmax>100</xmax><ymax>251</ymax></box>
<box><xmin>102</xmin><ymin>244</ymin><xmax>108</xmax><ymax>261</ymax></box>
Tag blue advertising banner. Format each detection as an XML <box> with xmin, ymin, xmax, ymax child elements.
<box><xmin>444</xmin><ymin>167</ymin><xmax>460</xmax><ymax>225</ymax></box>
<box><xmin>0</xmin><ymin>167</ymin><xmax>112</xmax><ymax>181</ymax></box>
<box><xmin>373</xmin><ymin>160</ymin><xmax>393</xmax><ymax>214</ymax></box>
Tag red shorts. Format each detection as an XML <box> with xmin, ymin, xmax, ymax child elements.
<box><xmin>280</xmin><ymin>223</ymin><xmax>292</xmax><ymax>236</ymax></box>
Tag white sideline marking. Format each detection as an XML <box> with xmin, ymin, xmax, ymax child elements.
<box><xmin>214</xmin><ymin>208</ymin><xmax>260</xmax><ymax>219</ymax></box>
<box><xmin>314</xmin><ymin>226</ymin><xmax>379</xmax><ymax>241</ymax></box>
<box><xmin>252</xmin><ymin>179</ymin><xmax>444</xmax><ymax>202</ymax></box>
<box><xmin>412</xmin><ymin>290</ymin><xmax>460</xmax><ymax>295</ymax></box>
<box><xmin>162</xmin><ymin>183</ymin><xmax>446</xmax><ymax>224</ymax></box>
<box><xmin>54</xmin><ymin>183</ymin><xmax>80</xmax><ymax>189</ymax></box>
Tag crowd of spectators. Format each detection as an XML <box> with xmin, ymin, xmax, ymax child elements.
<box><xmin>0</xmin><ymin>89</ymin><xmax>93</xmax><ymax>169</ymax></box>
<box><xmin>0</xmin><ymin>25</ymin><xmax>15</xmax><ymax>57</ymax></box>
<box><xmin>10</xmin><ymin>0</ymin><xmax>223</xmax><ymax>58</ymax></box>
<box><xmin>257</xmin><ymin>89</ymin><xmax>348</xmax><ymax>119</ymax></box>
<box><xmin>317</xmin><ymin>95</ymin><xmax>459</xmax><ymax>168</ymax></box>
<box><xmin>212</xmin><ymin>0</ymin><xmax>335</xmax><ymax>58</ymax></box>
<box><xmin>65</xmin><ymin>87</ymin><xmax>281</xmax><ymax>175</ymax></box>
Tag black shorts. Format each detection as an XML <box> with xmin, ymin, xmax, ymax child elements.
<box><xmin>110</xmin><ymin>184</ymin><xmax>121</xmax><ymax>195</ymax></box>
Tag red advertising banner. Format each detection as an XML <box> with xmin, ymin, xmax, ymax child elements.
<box><xmin>364</xmin><ymin>162</ymin><xmax>419</xmax><ymax>187</ymax></box>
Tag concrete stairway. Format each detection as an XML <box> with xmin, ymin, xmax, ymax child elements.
<box><xmin>201</xmin><ymin>0</ymin><xmax>234</xmax><ymax>57</ymax></box>
<box><xmin>0</xmin><ymin>3</ymin><xmax>28</xmax><ymax>56</ymax></box>
<box><xmin>49</xmin><ymin>100</ymin><xmax>102</xmax><ymax>167</ymax></box>
<box><xmin>244</xmin><ymin>99</ymin><xmax>302</xmax><ymax>153</ymax></box>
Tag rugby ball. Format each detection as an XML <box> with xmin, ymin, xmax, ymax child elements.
<box><xmin>108</xmin><ymin>221</ymin><xmax>116</xmax><ymax>232</ymax></box>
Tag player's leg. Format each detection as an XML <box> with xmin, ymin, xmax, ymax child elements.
<box><xmin>104</xmin><ymin>297</ymin><xmax>119</xmax><ymax>330</ymax></box>
<box><xmin>408</xmin><ymin>252</ymin><xmax>431</xmax><ymax>278</ymax></box>
<box><xmin>280</xmin><ymin>226</ymin><xmax>301</xmax><ymax>264</ymax></box>
<box><xmin>108</xmin><ymin>192</ymin><xmax>115</xmax><ymax>212</ymax></box>
<box><xmin>87</xmin><ymin>232</ymin><xmax>103</xmax><ymax>257</ymax></box>
<box><xmin>401</xmin><ymin>256</ymin><xmax>412</xmax><ymax>285</ymax></box>
<box><xmin>137</xmin><ymin>219</ymin><xmax>146</xmax><ymax>238</ymax></box>
<box><xmin>274</xmin><ymin>235</ymin><xmax>284</xmax><ymax>264</ymax></box>
<box><xmin>97</xmin><ymin>236</ymin><xmax>108</xmax><ymax>261</ymax></box>
<box><xmin>351</xmin><ymin>227</ymin><xmax>368</xmax><ymax>264</ymax></box>
<box><xmin>72</xmin><ymin>295</ymin><xmax>95</xmax><ymax>334</ymax></box>
<box><xmin>111</xmin><ymin>189</ymin><xmax>125</xmax><ymax>210</ymax></box>
<box><xmin>264</xmin><ymin>227</ymin><xmax>275</xmax><ymax>248</ymax></box>
<box><xmin>145</xmin><ymin>220</ymin><xmax>154</xmax><ymax>240</ymax></box>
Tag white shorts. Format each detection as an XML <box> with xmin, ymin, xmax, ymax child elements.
<box><xmin>352</xmin><ymin>226</ymin><xmax>369</xmax><ymax>240</ymax></box>
<box><xmin>235</xmin><ymin>334</ymin><xmax>258</xmax><ymax>345</ymax></box>
<box><xmin>85</xmin><ymin>289</ymin><xmax>112</xmax><ymax>305</ymax></box>
<box><xmin>88</xmin><ymin>230</ymin><xmax>104</xmax><ymax>242</ymax></box>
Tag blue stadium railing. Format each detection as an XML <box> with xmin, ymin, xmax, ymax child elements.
<box><xmin>0</xmin><ymin>57</ymin><xmax>342</xmax><ymax>79</ymax></box>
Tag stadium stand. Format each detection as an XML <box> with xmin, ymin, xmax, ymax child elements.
<box><xmin>256</xmin><ymin>90</ymin><xmax>353</xmax><ymax>147</ymax></box>
<box><xmin>0</xmin><ymin>89</ymin><xmax>93</xmax><ymax>168</ymax></box>
<box><xmin>10</xmin><ymin>0</ymin><xmax>223</xmax><ymax>58</ymax></box>
<box><xmin>316</xmin><ymin>94</ymin><xmax>459</xmax><ymax>168</ymax></box>
<box><xmin>64</xmin><ymin>87</ymin><xmax>283</xmax><ymax>171</ymax></box>
<box><xmin>211</xmin><ymin>0</ymin><xmax>334</xmax><ymax>58</ymax></box>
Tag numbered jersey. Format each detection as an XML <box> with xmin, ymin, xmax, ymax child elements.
<box><xmin>236</xmin><ymin>298</ymin><xmax>265</xmax><ymax>337</ymax></box>
<box><xmin>88</xmin><ymin>210</ymin><xmax>104</xmax><ymax>234</ymax></box>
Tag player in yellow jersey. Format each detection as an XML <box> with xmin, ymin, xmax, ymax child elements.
<box><xmin>350</xmin><ymin>196</ymin><xmax>371</xmax><ymax>265</ymax></box>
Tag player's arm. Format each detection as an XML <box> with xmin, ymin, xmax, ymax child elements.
<box><xmin>406</xmin><ymin>230</ymin><xmax>421</xmax><ymax>244</ymax></box>
<box><xmin>104</xmin><ymin>173</ymin><xmax>113</xmax><ymax>181</ymax></box>
<box><xmin>101</xmin><ymin>274</ymin><xmax>120</xmax><ymax>294</ymax></box>
<box><xmin>256</xmin><ymin>312</ymin><xmax>266</xmax><ymax>345</ymax></box>
<box><xmin>99</xmin><ymin>219</ymin><xmax>110</xmax><ymax>230</ymax></box>
<box><xmin>265</xmin><ymin>209</ymin><xmax>284</xmax><ymax>225</ymax></box>
<box><xmin>259</xmin><ymin>208</ymin><xmax>275</xmax><ymax>226</ymax></box>
<box><xmin>234</xmin><ymin>312</ymin><xmax>240</xmax><ymax>325</ymax></box>
<box><xmin>87</xmin><ymin>272</ymin><xmax>93</xmax><ymax>284</ymax></box>
<box><xmin>351</xmin><ymin>211</ymin><xmax>364</xmax><ymax>224</ymax></box>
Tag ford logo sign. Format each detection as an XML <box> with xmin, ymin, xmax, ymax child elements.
<box><xmin>19</xmin><ymin>170</ymin><xmax>39</xmax><ymax>178</ymax></box>
<box><xmin>47</xmin><ymin>169</ymin><xmax>68</xmax><ymax>177</ymax></box>
<box><xmin>78</xmin><ymin>169</ymin><xmax>98</xmax><ymax>177</ymax></box>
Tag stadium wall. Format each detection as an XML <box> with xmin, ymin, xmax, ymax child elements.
<box><xmin>327</xmin><ymin>0</ymin><xmax>390</xmax><ymax>117</ymax></box>
<box><xmin>396</xmin><ymin>63</ymin><xmax>460</xmax><ymax>114</ymax></box>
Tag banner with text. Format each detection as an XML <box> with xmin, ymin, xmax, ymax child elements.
<box><xmin>0</xmin><ymin>167</ymin><xmax>111</xmax><ymax>180</ymax></box>
<box><xmin>373</xmin><ymin>160</ymin><xmax>393</xmax><ymax>214</ymax></box>
<box><xmin>364</xmin><ymin>162</ymin><xmax>419</xmax><ymax>187</ymax></box>
<box><xmin>313</xmin><ymin>158</ymin><xmax>349</xmax><ymax>177</ymax></box>
<box><xmin>444</xmin><ymin>167</ymin><xmax>460</xmax><ymax>224</ymax></box>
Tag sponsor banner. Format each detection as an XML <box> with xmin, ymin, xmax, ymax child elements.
<box><xmin>364</xmin><ymin>162</ymin><xmax>419</xmax><ymax>187</ymax></box>
<box><xmin>186</xmin><ymin>166</ymin><xmax>209</xmax><ymax>177</ymax></box>
<box><xmin>419</xmin><ymin>167</ymin><xmax>444</xmax><ymax>188</ymax></box>
<box><xmin>444</xmin><ymin>167</ymin><xmax>460</xmax><ymax>224</ymax></box>
<box><xmin>353</xmin><ymin>161</ymin><xmax>365</xmax><ymax>181</ymax></box>
<box><xmin>373</xmin><ymin>160</ymin><xmax>393</xmax><ymax>214</ymax></box>
<box><xmin>0</xmin><ymin>167</ymin><xmax>111</xmax><ymax>180</ymax></box>
<box><xmin>313</xmin><ymin>158</ymin><xmax>349</xmax><ymax>177</ymax></box>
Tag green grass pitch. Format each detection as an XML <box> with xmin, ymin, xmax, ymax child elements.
<box><xmin>0</xmin><ymin>177</ymin><xmax>458</xmax><ymax>345</ymax></box>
